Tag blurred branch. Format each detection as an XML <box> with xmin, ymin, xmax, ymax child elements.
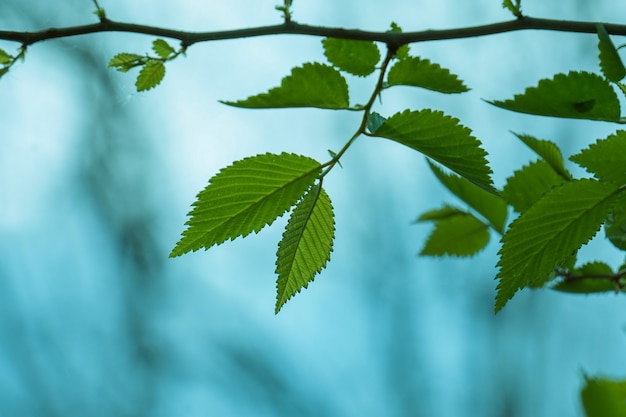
<box><xmin>1</xmin><ymin>16</ymin><xmax>626</xmax><ymax>48</ymax></box>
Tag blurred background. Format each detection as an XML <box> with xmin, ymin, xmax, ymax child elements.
<box><xmin>0</xmin><ymin>1</ymin><xmax>625</xmax><ymax>416</ymax></box>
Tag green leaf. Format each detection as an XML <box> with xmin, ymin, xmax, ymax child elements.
<box><xmin>0</xmin><ymin>48</ymin><xmax>12</xmax><ymax>65</ymax></box>
<box><xmin>502</xmin><ymin>0</ymin><xmax>522</xmax><ymax>17</ymax></box>
<box><xmin>513</xmin><ymin>133</ymin><xmax>571</xmax><ymax>180</ymax></box>
<box><xmin>221</xmin><ymin>62</ymin><xmax>350</xmax><ymax>109</ymax></box>
<box><xmin>552</xmin><ymin>262</ymin><xmax>616</xmax><ymax>293</ymax></box>
<box><xmin>502</xmin><ymin>160</ymin><xmax>566</xmax><ymax>213</ymax></box>
<box><xmin>419</xmin><ymin>211</ymin><xmax>490</xmax><ymax>257</ymax></box>
<box><xmin>605</xmin><ymin>205</ymin><xmax>626</xmax><ymax>250</ymax></box>
<box><xmin>488</xmin><ymin>71</ymin><xmax>621</xmax><ymax>122</ymax></box>
<box><xmin>495</xmin><ymin>179</ymin><xmax>623</xmax><ymax>312</ymax></box>
<box><xmin>170</xmin><ymin>153</ymin><xmax>322</xmax><ymax>257</ymax></box>
<box><xmin>108</xmin><ymin>53</ymin><xmax>144</xmax><ymax>72</ymax></box>
<box><xmin>387</xmin><ymin>57</ymin><xmax>469</xmax><ymax>94</ymax></box>
<box><xmin>322</xmin><ymin>38</ymin><xmax>380</xmax><ymax>77</ymax></box>
<box><xmin>597</xmin><ymin>23</ymin><xmax>626</xmax><ymax>82</ymax></box>
<box><xmin>416</xmin><ymin>205</ymin><xmax>465</xmax><ymax>222</ymax></box>
<box><xmin>136</xmin><ymin>60</ymin><xmax>165</xmax><ymax>91</ymax></box>
<box><xmin>570</xmin><ymin>130</ymin><xmax>626</xmax><ymax>186</ymax></box>
<box><xmin>371</xmin><ymin>109</ymin><xmax>494</xmax><ymax>191</ymax></box>
<box><xmin>366</xmin><ymin>111</ymin><xmax>387</xmax><ymax>134</ymax></box>
<box><xmin>581</xmin><ymin>376</ymin><xmax>626</xmax><ymax>417</ymax></box>
<box><xmin>275</xmin><ymin>184</ymin><xmax>334</xmax><ymax>313</ymax></box>
<box><xmin>388</xmin><ymin>22</ymin><xmax>410</xmax><ymax>60</ymax></box>
<box><xmin>428</xmin><ymin>161</ymin><xmax>507</xmax><ymax>233</ymax></box>
<box><xmin>152</xmin><ymin>38</ymin><xmax>176</xmax><ymax>59</ymax></box>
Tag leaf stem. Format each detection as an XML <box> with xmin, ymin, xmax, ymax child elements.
<box><xmin>555</xmin><ymin>267</ymin><xmax>626</xmax><ymax>291</ymax></box>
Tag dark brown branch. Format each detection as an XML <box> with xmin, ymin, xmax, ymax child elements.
<box><xmin>1</xmin><ymin>16</ymin><xmax>626</xmax><ymax>48</ymax></box>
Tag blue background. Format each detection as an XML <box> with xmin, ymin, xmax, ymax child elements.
<box><xmin>0</xmin><ymin>1</ymin><xmax>625</xmax><ymax>416</ymax></box>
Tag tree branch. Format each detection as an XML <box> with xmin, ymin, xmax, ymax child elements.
<box><xmin>1</xmin><ymin>16</ymin><xmax>626</xmax><ymax>48</ymax></box>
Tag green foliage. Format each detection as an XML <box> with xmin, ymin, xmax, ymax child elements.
<box><xmin>552</xmin><ymin>262</ymin><xmax>617</xmax><ymax>293</ymax></box>
<box><xmin>495</xmin><ymin>179</ymin><xmax>624</xmax><ymax>312</ymax></box>
<box><xmin>502</xmin><ymin>0</ymin><xmax>522</xmax><ymax>17</ymax></box>
<box><xmin>170</xmin><ymin>153</ymin><xmax>322</xmax><ymax>257</ymax></box>
<box><xmin>136</xmin><ymin>60</ymin><xmax>165</xmax><ymax>92</ymax></box>
<box><xmin>502</xmin><ymin>160</ymin><xmax>565</xmax><ymax>213</ymax></box>
<box><xmin>605</xmin><ymin>206</ymin><xmax>626</xmax><ymax>250</ymax></box>
<box><xmin>570</xmin><ymin>130</ymin><xmax>626</xmax><ymax>185</ymax></box>
<box><xmin>322</xmin><ymin>38</ymin><xmax>380</xmax><ymax>76</ymax></box>
<box><xmin>387</xmin><ymin>22</ymin><xmax>410</xmax><ymax>60</ymax></box>
<box><xmin>418</xmin><ymin>210</ymin><xmax>490</xmax><ymax>257</ymax></box>
<box><xmin>370</xmin><ymin>109</ymin><xmax>494</xmax><ymax>191</ymax></box>
<box><xmin>221</xmin><ymin>62</ymin><xmax>351</xmax><ymax>109</ymax></box>
<box><xmin>387</xmin><ymin>56</ymin><xmax>469</xmax><ymax>94</ymax></box>
<box><xmin>488</xmin><ymin>71</ymin><xmax>621</xmax><ymax>122</ymax></box>
<box><xmin>581</xmin><ymin>376</ymin><xmax>626</xmax><ymax>417</ymax></box>
<box><xmin>275</xmin><ymin>184</ymin><xmax>334</xmax><ymax>313</ymax></box>
<box><xmin>597</xmin><ymin>23</ymin><xmax>626</xmax><ymax>83</ymax></box>
<box><xmin>513</xmin><ymin>133</ymin><xmax>571</xmax><ymax>180</ymax></box>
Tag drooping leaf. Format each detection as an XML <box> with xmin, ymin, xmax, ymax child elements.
<box><xmin>488</xmin><ymin>71</ymin><xmax>621</xmax><ymax>122</ymax></box>
<box><xmin>366</xmin><ymin>111</ymin><xmax>387</xmax><ymax>133</ymax></box>
<box><xmin>419</xmin><ymin>211</ymin><xmax>490</xmax><ymax>257</ymax></box>
<box><xmin>502</xmin><ymin>0</ymin><xmax>522</xmax><ymax>17</ymax></box>
<box><xmin>605</xmin><ymin>205</ymin><xmax>626</xmax><ymax>250</ymax></box>
<box><xmin>581</xmin><ymin>376</ymin><xmax>626</xmax><ymax>417</ymax></box>
<box><xmin>502</xmin><ymin>160</ymin><xmax>566</xmax><ymax>213</ymax></box>
<box><xmin>495</xmin><ymin>179</ymin><xmax>623</xmax><ymax>312</ymax></box>
<box><xmin>416</xmin><ymin>205</ymin><xmax>465</xmax><ymax>222</ymax></box>
<box><xmin>388</xmin><ymin>22</ymin><xmax>410</xmax><ymax>60</ymax></box>
<box><xmin>275</xmin><ymin>184</ymin><xmax>334</xmax><ymax>313</ymax></box>
<box><xmin>570</xmin><ymin>130</ymin><xmax>626</xmax><ymax>186</ymax></box>
<box><xmin>221</xmin><ymin>62</ymin><xmax>350</xmax><ymax>109</ymax></box>
<box><xmin>170</xmin><ymin>153</ymin><xmax>322</xmax><ymax>257</ymax></box>
<box><xmin>387</xmin><ymin>56</ymin><xmax>469</xmax><ymax>94</ymax></box>
<box><xmin>322</xmin><ymin>38</ymin><xmax>380</xmax><ymax>77</ymax></box>
<box><xmin>513</xmin><ymin>133</ymin><xmax>571</xmax><ymax>180</ymax></box>
<box><xmin>552</xmin><ymin>261</ymin><xmax>616</xmax><ymax>293</ymax></box>
<box><xmin>152</xmin><ymin>38</ymin><xmax>176</xmax><ymax>59</ymax></box>
<box><xmin>371</xmin><ymin>109</ymin><xmax>494</xmax><ymax>191</ymax></box>
<box><xmin>108</xmin><ymin>53</ymin><xmax>144</xmax><ymax>72</ymax></box>
<box><xmin>136</xmin><ymin>60</ymin><xmax>165</xmax><ymax>91</ymax></box>
<box><xmin>597</xmin><ymin>23</ymin><xmax>626</xmax><ymax>83</ymax></box>
<box><xmin>428</xmin><ymin>161</ymin><xmax>507</xmax><ymax>233</ymax></box>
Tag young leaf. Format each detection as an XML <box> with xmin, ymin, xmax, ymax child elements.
<box><xmin>388</xmin><ymin>22</ymin><xmax>410</xmax><ymax>60</ymax></box>
<box><xmin>136</xmin><ymin>60</ymin><xmax>165</xmax><ymax>91</ymax></box>
<box><xmin>366</xmin><ymin>111</ymin><xmax>387</xmax><ymax>134</ymax></box>
<box><xmin>428</xmin><ymin>161</ymin><xmax>507</xmax><ymax>233</ymax></box>
<box><xmin>488</xmin><ymin>71</ymin><xmax>621</xmax><ymax>122</ymax></box>
<box><xmin>605</xmin><ymin>206</ymin><xmax>626</xmax><ymax>250</ymax></box>
<box><xmin>152</xmin><ymin>38</ymin><xmax>176</xmax><ymax>59</ymax></box>
<box><xmin>221</xmin><ymin>62</ymin><xmax>350</xmax><ymax>109</ymax></box>
<box><xmin>170</xmin><ymin>153</ymin><xmax>322</xmax><ymax>257</ymax></box>
<box><xmin>502</xmin><ymin>160</ymin><xmax>566</xmax><ymax>213</ymax></box>
<box><xmin>570</xmin><ymin>130</ymin><xmax>626</xmax><ymax>186</ymax></box>
<box><xmin>371</xmin><ymin>109</ymin><xmax>494</xmax><ymax>191</ymax></box>
<box><xmin>552</xmin><ymin>262</ymin><xmax>616</xmax><ymax>293</ymax></box>
<box><xmin>418</xmin><ymin>211</ymin><xmax>490</xmax><ymax>257</ymax></box>
<box><xmin>0</xmin><ymin>48</ymin><xmax>12</xmax><ymax>65</ymax></box>
<box><xmin>275</xmin><ymin>184</ymin><xmax>334</xmax><ymax>313</ymax></box>
<box><xmin>512</xmin><ymin>133</ymin><xmax>571</xmax><ymax>180</ymax></box>
<box><xmin>581</xmin><ymin>376</ymin><xmax>626</xmax><ymax>417</ymax></box>
<box><xmin>495</xmin><ymin>179</ymin><xmax>623</xmax><ymax>312</ymax></box>
<box><xmin>502</xmin><ymin>0</ymin><xmax>522</xmax><ymax>17</ymax></box>
<box><xmin>108</xmin><ymin>53</ymin><xmax>144</xmax><ymax>72</ymax></box>
<box><xmin>597</xmin><ymin>23</ymin><xmax>626</xmax><ymax>82</ymax></box>
<box><xmin>322</xmin><ymin>38</ymin><xmax>381</xmax><ymax>77</ymax></box>
<box><xmin>387</xmin><ymin>57</ymin><xmax>469</xmax><ymax>94</ymax></box>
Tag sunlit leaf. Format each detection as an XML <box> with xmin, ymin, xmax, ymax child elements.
<box><xmin>502</xmin><ymin>160</ymin><xmax>566</xmax><ymax>213</ymax></box>
<box><xmin>502</xmin><ymin>0</ymin><xmax>522</xmax><ymax>17</ymax></box>
<box><xmin>428</xmin><ymin>161</ymin><xmax>507</xmax><ymax>233</ymax></box>
<box><xmin>0</xmin><ymin>48</ymin><xmax>12</xmax><ymax>65</ymax></box>
<box><xmin>419</xmin><ymin>211</ymin><xmax>490</xmax><ymax>257</ymax></box>
<box><xmin>170</xmin><ymin>153</ymin><xmax>322</xmax><ymax>257</ymax></box>
<box><xmin>597</xmin><ymin>23</ymin><xmax>626</xmax><ymax>82</ymax></box>
<box><xmin>513</xmin><ymin>133</ymin><xmax>571</xmax><ymax>180</ymax></box>
<box><xmin>371</xmin><ymin>109</ymin><xmax>494</xmax><ymax>191</ymax></box>
<box><xmin>152</xmin><ymin>38</ymin><xmax>176</xmax><ymax>59</ymax></box>
<box><xmin>495</xmin><ymin>179</ymin><xmax>623</xmax><ymax>312</ymax></box>
<box><xmin>387</xmin><ymin>56</ymin><xmax>469</xmax><ymax>94</ymax></box>
<box><xmin>136</xmin><ymin>60</ymin><xmax>165</xmax><ymax>91</ymax></box>
<box><xmin>221</xmin><ymin>62</ymin><xmax>350</xmax><ymax>109</ymax></box>
<box><xmin>581</xmin><ymin>376</ymin><xmax>626</xmax><ymax>417</ymax></box>
<box><xmin>552</xmin><ymin>262</ymin><xmax>616</xmax><ymax>293</ymax></box>
<box><xmin>488</xmin><ymin>71</ymin><xmax>621</xmax><ymax>122</ymax></box>
<box><xmin>322</xmin><ymin>38</ymin><xmax>380</xmax><ymax>76</ymax></box>
<box><xmin>275</xmin><ymin>184</ymin><xmax>334</xmax><ymax>313</ymax></box>
<box><xmin>570</xmin><ymin>130</ymin><xmax>626</xmax><ymax>186</ymax></box>
<box><xmin>108</xmin><ymin>52</ymin><xmax>144</xmax><ymax>72</ymax></box>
